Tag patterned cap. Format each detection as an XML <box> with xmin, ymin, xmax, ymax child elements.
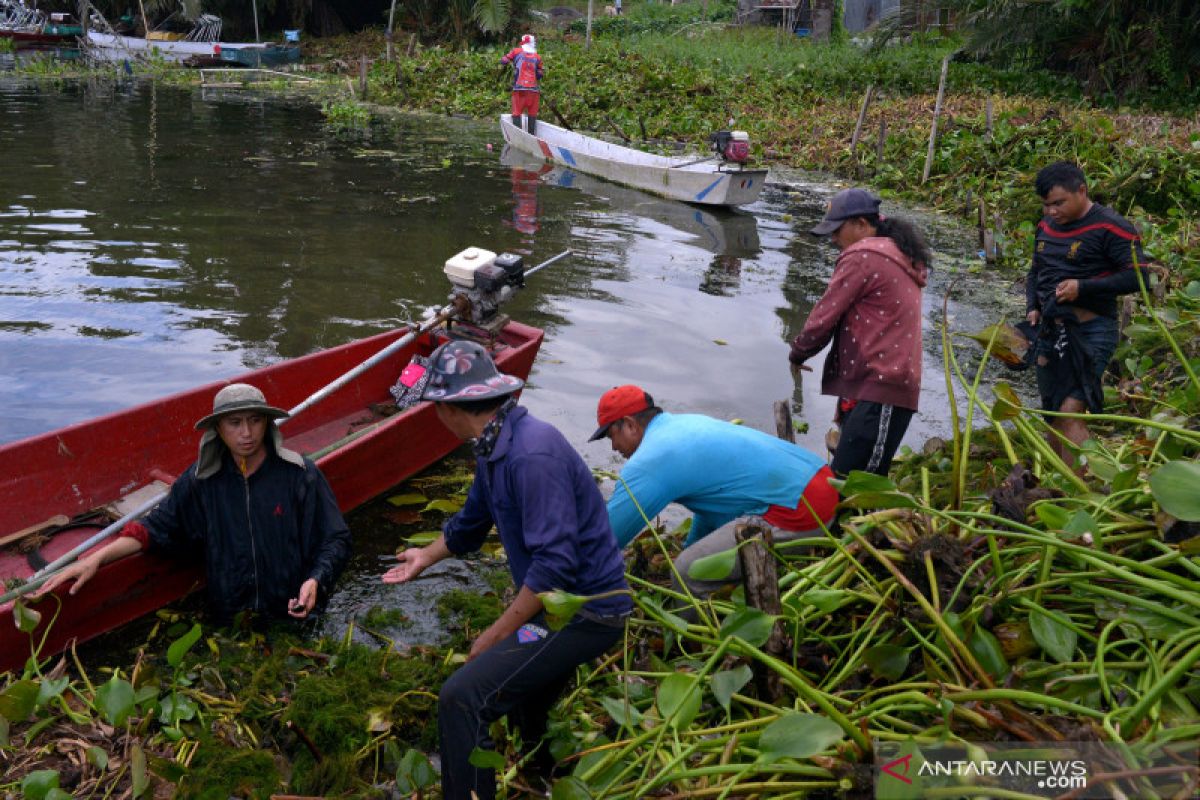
<box><xmin>420</xmin><ymin>340</ymin><xmax>524</xmax><ymax>403</ymax></box>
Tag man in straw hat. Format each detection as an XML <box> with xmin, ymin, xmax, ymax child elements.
<box><xmin>381</xmin><ymin>340</ymin><xmax>630</xmax><ymax>798</ymax></box>
<box><xmin>37</xmin><ymin>384</ymin><xmax>350</xmax><ymax>622</ymax></box>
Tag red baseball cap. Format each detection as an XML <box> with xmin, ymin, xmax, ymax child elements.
<box><xmin>589</xmin><ymin>385</ymin><xmax>652</xmax><ymax>441</ymax></box>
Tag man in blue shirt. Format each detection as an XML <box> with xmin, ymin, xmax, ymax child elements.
<box><xmin>590</xmin><ymin>385</ymin><xmax>838</xmax><ymax>598</ymax></box>
<box><xmin>381</xmin><ymin>341</ymin><xmax>630</xmax><ymax>800</ymax></box>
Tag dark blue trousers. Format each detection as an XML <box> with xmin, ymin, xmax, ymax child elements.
<box><xmin>438</xmin><ymin>613</ymin><xmax>624</xmax><ymax>800</ymax></box>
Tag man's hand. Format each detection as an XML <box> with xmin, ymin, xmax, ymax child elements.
<box><xmin>1026</xmin><ymin>309</ymin><xmax>1041</xmax><ymax>326</ymax></box>
<box><xmin>33</xmin><ymin>556</ymin><xmax>100</xmax><ymax>597</ymax></box>
<box><xmin>790</xmin><ymin>362</ymin><xmax>813</xmax><ymax>379</ymax></box>
<box><xmin>468</xmin><ymin>626</ymin><xmax>504</xmax><ymax>662</ymax></box>
<box><xmin>288</xmin><ymin>578</ymin><xmax>319</xmax><ymax>618</ymax></box>
<box><xmin>1054</xmin><ymin>279</ymin><xmax>1080</xmax><ymax>303</ymax></box>
<box><xmin>382</xmin><ymin>547</ymin><xmax>435</xmax><ymax>584</ymax></box>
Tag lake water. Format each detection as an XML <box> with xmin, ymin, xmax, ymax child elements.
<box><xmin>0</xmin><ymin>78</ymin><xmax>1022</xmax><ymax>647</ymax></box>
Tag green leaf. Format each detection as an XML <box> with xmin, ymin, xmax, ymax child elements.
<box><xmin>1033</xmin><ymin>502</ymin><xmax>1070</xmax><ymax>530</ymax></box>
<box><xmin>656</xmin><ymin>673</ymin><xmax>701</xmax><ymax>729</ymax></box>
<box><xmin>404</xmin><ymin>531</ymin><xmax>441</xmax><ymax>545</ymax></box>
<box><xmin>44</xmin><ymin>790</ymin><xmax>72</xmax><ymax>800</ymax></box>
<box><xmin>862</xmin><ymin>644</ymin><xmax>911</xmax><ymax>681</ymax></box>
<box><xmin>468</xmin><ymin>747</ymin><xmax>505</xmax><ymax>770</ymax></box>
<box><xmin>131</xmin><ymin>743</ymin><xmax>148</xmax><ymax>798</ymax></box>
<box><xmin>837</xmin><ymin>470</ymin><xmax>918</xmax><ymax>509</ymax></box>
<box><xmin>13</xmin><ymin>599</ymin><xmax>42</xmax><ymax>633</ymax></box>
<box><xmin>96</xmin><ymin>675</ymin><xmax>136</xmax><ymax>727</ymax></box>
<box><xmin>20</xmin><ymin>770</ymin><xmax>60</xmax><ymax>800</ymax></box>
<box><xmin>1149</xmin><ymin>461</ymin><xmax>1200</xmax><ymax>521</ymax></box>
<box><xmin>0</xmin><ymin>679</ymin><xmax>39</xmax><ymax>722</ymax></box>
<box><xmin>756</xmin><ymin>713</ymin><xmax>845</xmax><ymax>763</ymax></box>
<box><xmin>167</xmin><ymin>623</ymin><xmax>202</xmax><ymax>669</ymax></box>
<box><xmin>600</xmin><ymin>695</ymin><xmax>643</xmax><ymax>729</ymax></box>
<box><xmin>718</xmin><ymin>606</ymin><xmax>776</xmax><ymax>648</ymax></box>
<box><xmin>550</xmin><ymin>776</ymin><xmax>593</xmax><ymax>800</ymax></box>
<box><xmin>539</xmin><ymin>589</ymin><xmax>586</xmax><ymax>631</ymax></box>
<box><xmin>791</xmin><ymin>588</ymin><xmax>854</xmax><ymax>615</ymax></box>
<box><xmin>0</xmin><ymin>715</ymin><xmax>8</xmax><ymax>747</ymax></box>
<box><xmin>424</xmin><ymin>498</ymin><xmax>464</xmax><ymax>514</ymax></box>
<box><xmin>967</xmin><ymin>628</ymin><xmax>1011</xmax><ymax>679</ymax></box>
<box><xmin>86</xmin><ymin>746</ymin><xmax>108</xmax><ymax>771</ymax></box>
<box><xmin>710</xmin><ymin>665</ymin><xmax>752</xmax><ymax>712</ymax></box>
<box><xmin>686</xmin><ymin>547</ymin><xmax>738</xmax><ymax>581</ymax></box>
<box><xmin>395</xmin><ymin>748</ymin><xmax>437</xmax><ymax>792</ymax></box>
<box><xmin>147</xmin><ymin>755</ymin><xmax>186</xmax><ymax>783</ymax></box>
<box><xmin>35</xmin><ymin>677</ymin><xmax>69</xmax><ymax>709</ymax></box>
<box><xmin>159</xmin><ymin>693</ymin><xmax>197</xmax><ymax>726</ymax></box>
<box><xmin>1029</xmin><ymin>609</ymin><xmax>1077</xmax><ymax>663</ymax></box>
<box><xmin>387</xmin><ymin>493</ymin><xmax>428</xmax><ymax>507</ymax></box>
<box><xmin>990</xmin><ymin>381</ymin><xmax>1024</xmax><ymax>421</ymax></box>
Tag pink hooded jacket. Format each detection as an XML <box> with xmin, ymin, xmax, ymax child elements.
<box><xmin>789</xmin><ymin>236</ymin><xmax>927</xmax><ymax>410</ymax></box>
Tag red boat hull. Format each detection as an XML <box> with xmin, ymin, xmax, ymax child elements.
<box><xmin>0</xmin><ymin>322</ymin><xmax>543</xmax><ymax>673</ymax></box>
<box><xmin>0</xmin><ymin>29</ymin><xmax>77</xmax><ymax>44</ymax></box>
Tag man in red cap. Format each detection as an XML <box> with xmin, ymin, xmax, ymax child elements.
<box><xmin>500</xmin><ymin>34</ymin><xmax>544</xmax><ymax>134</ymax></box>
<box><xmin>590</xmin><ymin>385</ymin><xmax>837</xmax><ymax>598</ymax></box>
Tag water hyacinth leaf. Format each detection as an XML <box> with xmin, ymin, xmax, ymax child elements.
<box><xmin>967</xmin><ymin>627</ymin><xmax>1010</xmax><ymax>679</ymax></box>
<box><xmin>793</xmin><ymin>588</ymin><xmax>854</xmax><ymax>615</ymax></box>
<box><xmin>1033</xmin><ymin>502</ymin><xmax>1070</xmax><ymax>530</ymax></box>
<box><xmin>600</xmin><ymin>695</ymin><xmax>643</xmax><ymax>728</ymax></box>
<box><xmin>45</xmin><ymin>790</ymin><xmax>72</xmax><ymax>800</ymax></box>
<box><xmin>158</xmin><ymin>693</ymin><xmax>197</xmax><ymax>726</ymax></box>
<box><xmin>424</xmin><ymin>498</ymin><xmax>464</xmax><ymax>514</ymax></box>
<box><xmin>20</xmin><ymin>770</ymin><xmax>60</xmax><ymax>800</ymax></box>
<box><xmin>862</xmin><ymin>644</ymin><xmax>910</xmax><ymax>681</ymax></box>
<box><xmin>711</xmin><ymin>665</ymin><xmax>753</xmax><ymax>712</ymax></box>
<box><xmin>551</xmin><ymin>776</ymin><xmax>593</xmax><ymax>800</ymax></box>
<box><xmin>131</xmin><ymin>743</ymin><xmax>148</xmax><ymax>798</ymax></box>
<box><xmin>757</xmin><ymin>713</ymin><xmax>845</xmax><ymax>763</ymax></box>
<box><xmin>35</xmin><ymin>676</ymin><xmax>69</xmax><ymax>709</ymax></box>
<box><xmin>1149</xmin><ymin>461</ymin><xmax>1200</xmax><ymax>521</ymax></box>
<box><xmin>86</xmin><ymin>746</ymin><xmax>108</xmax><ymax>771</ymax></box>
<box><xmin>657</xmin><ymin>673</ymin><xmax>702</xmax><ymax>729</ymax></box>
<box><xmin>1029</xmin><ymin>609</ymin><xmax>1077</xmax><ymax>663</ymax></box>
<box><xmin>1064</xmin><ymin>510</ymin><xmax>1097</xmax><ymax>537</ymax></box>
<box><xmin>838</xmin><ymin>470</ymin><xmax>918</xmax><ymax>509</ymax></box>
<box><xmin>468</xmin><ymin>747</ymin><xmax>506</xmax><ymax>770</ymax></box>
<box><xmin>387</xmin><ymin>493</ymin><xmax>428</xmax><ymax>507</ymax></box>
<box><xmin>990</xmin><ymin>381</ymin><xmax>1023</xmax><ymax>421</ymax></box>
<box><xmin>0</xmin><ymin>716</ymin><xmax>8</xmax><ymax>747</ymax></box>
<box><xmin>539</xmin><ymin>589</ymin><xmax>586</xmax><ymax>630</ymax></box>
<box><xmin>718</xmin><ymin>606</ymin><xmax>776</xmax><ymax>647</ymax></box>
<box><xmin>13</xmin><ymin>599</ymin><xmax>41</xmax><ymax>633</ymax></box>
<box><xmin>687</xmin><ymin>547</ymin><xmax>737</xmax><ymax>581</ymax></box>
<box><xmin>0</xmin><ymin>679</ymin><xmax>39</xmax><ymax>722</ymax></box>
<box><xmin>404</xmin><ymin>531</ymin><xmax>441</xmax><ymax>545</ymax></box>
<box><xmin>958</xmin><ymin>323</ymin><xmax>1029</xmax><ymax>366</ymax></box>
<box><xmin>96</xmin><ymin>675</ymin><xmax>136</xmax><ymax>727</ymax></box>
<box><xmin>396</xmin><ymin>749</ymin><xmax>437</xmax><ymax>792</ymax></box>
<box><xmin>167</xmin><ymin>622</ymin><xmax>202</xmax><ymax>668</ymax></box>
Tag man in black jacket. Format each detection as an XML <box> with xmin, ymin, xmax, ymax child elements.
<box><xmin>37</xmin><ymin>384</ymin><xmax>351</xmax><ymax>621</ymax></box>
<box><xmin>1025</xmin><ymin>161</ymin><xmax>1153</xmax><ymax>462</ymax></box>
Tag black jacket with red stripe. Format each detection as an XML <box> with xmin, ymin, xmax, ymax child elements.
<box><xmin>1025</xmin><ymin>203</ymin><xmax>1151</xmax><ymax>319</ymax></box>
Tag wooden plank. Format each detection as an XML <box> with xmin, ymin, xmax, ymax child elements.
<box><xmin>0</xmin><ymin>515</ymin><xmax>70</xmax><ymax>549</ymax></box>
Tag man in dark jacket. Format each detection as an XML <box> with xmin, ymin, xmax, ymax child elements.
<box><xmin>382</xmin><ymin>340</ymin><xmax>630</xmax><ymax>800</ymax></box>
<box><xmin>1025</xmin><ymin>161</ymin><xmax>1153</xmax><ymax>462</ymax></box>
<box><xmin>36</xmin><ymin>384</ymin><xmax>350</xmax><ymax>621</ymax></box>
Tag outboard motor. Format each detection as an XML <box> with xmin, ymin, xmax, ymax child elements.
<box><xmin>709</xmin><ymin>130</ymin><xmax>751</xmax><ymax>164</ymax></box>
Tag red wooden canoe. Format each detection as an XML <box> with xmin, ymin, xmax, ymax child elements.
<box><xmin>0</xmin><ymin>322</ymin><xmax>543</xmax><ymax>673</ymax></box>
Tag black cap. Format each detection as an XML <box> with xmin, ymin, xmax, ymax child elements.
<box><xmin>810</xmin><ymin>188</ymin><xmax>882</xmax><ymax>235</ymax></box>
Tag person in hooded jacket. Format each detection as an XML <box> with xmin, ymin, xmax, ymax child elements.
<box><xmin>500</xmin><ymin>34</ymin><xmax>544</xmax><ymax>134</ymax></box>
<box><xmin>36</xmin><ymin>384</ymin><xmax>351</xmax><ymax>622</ymax></box>
<box><xmin>789</xmin><ymin>188</ymin><xmax>930</xmax><ymax>477</ymax></box>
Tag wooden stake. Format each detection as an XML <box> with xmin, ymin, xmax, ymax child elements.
<box><xmin>386</xmin><ymin>0</ymin><xmax>399</xmax><ymax>62</ymax></box>
<box><xmin>876</xmin><ymin>117</ymin><xmax>887</xmax><ymax>168</ymax></box>
<box><xmin>586</xmin><ymin>0</ymin><xmax>593</xmax><ymax>48</ymax></box>
<box><xmin>736</xmin><ymin>518</ymin><xmax>787</xmax><ymax>702</ymax></box>
<box><xmin>850</xmin><ymin>84</ymin><xmax>874</xmax><ymax>153</ymax></box>
<box><xmin>773</xmin><ymin>400</ymin><xmax>795</xmax><ymax>443</ymax></box>
<box><xmin>922</xmin><ymin>54</ymin><xmax>950</xmax><ymax>184</ymax></box>
<box><xmin>358</xmin><ymin>55</ymin><xmax>368</xmax><ymax>100</ymax></box>
<box><xmin>985</xmin><ymin>96</ymin><xmax>994</xmax><ymax>143</ymax></box>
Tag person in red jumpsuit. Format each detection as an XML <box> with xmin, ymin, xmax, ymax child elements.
<box><xmin>501</xmin><ymin>34</ymin><xmax>544</xmax><ymax>134</ymax></box>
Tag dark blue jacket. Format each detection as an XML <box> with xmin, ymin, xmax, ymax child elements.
<box><xmin>444</xmin><ymin>406</ymin><xmax>631</xmax><ymax>617</ymax></box>
<box><xmin>144</xmin><ymin>448</ymin><xmax>351</xmax><ymax>621</ymax></box>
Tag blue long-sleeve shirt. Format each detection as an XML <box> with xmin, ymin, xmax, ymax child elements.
<box><xmin>607</xmin><ymin>413</ymin><xmax>827</xmax><ymax>548</ymax></box>
<box><xmin>443</xmin><ymin>406</ymin><xmax>631</xmax><ymax>617</ymax></box>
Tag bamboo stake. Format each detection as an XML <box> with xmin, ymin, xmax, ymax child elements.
<box><xmin>922</xmin><ymin>54</ymin><xmax>950</xmax><ymax>184</ymax></box>
<box><xmin>985</xmin><ymin>96</ymin><xmax>994</xmax><ymax>143</ymax></box>
<box><xmin>849</xmin><ymin>84</ymin><xmax>874</xmax><ymax>153</ymax></box>
<box><xmin>358</xmin><ymin>55</ymin><xmax>368</xmax><ymax>100</ymax></box>
<box><xmin>876</xmin><ymin>117</ymin><xmax>886</xmax><ymax>168</ymax></box>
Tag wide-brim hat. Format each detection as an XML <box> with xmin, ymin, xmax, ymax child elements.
<box><xmin>810</xmin><ymin>188</ymin><xmax>882</xmax><ymax>235</ymax></box>
<box><xmin>420</xmin><ymin>340</ymin><xmax>524</xmax><ymax>403</ymax></box>
<box><xmin>194</xmin><ymin>383</ymin><xmax>289</xmax><ymax>430</ymax></box>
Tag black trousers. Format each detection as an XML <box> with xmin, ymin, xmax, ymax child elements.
<box><xmin>438</xmin><ymin>613</ymin><xmax>624</xmax><ymax>800</ymax></box>
<box><xmin>830</xmin><ymin>400</ymin><xmax>914</xmax><ymax>478</ymax></box>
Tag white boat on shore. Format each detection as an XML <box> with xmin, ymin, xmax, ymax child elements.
<box><xmin>499</xmin><ymin>114</ymin><xmax>767</xmax><ymax>207</ymax></box>
<box><xmin>85</xmin><ymin>31</ymin><xmax>279</xmax><ymax>64</ymax></box>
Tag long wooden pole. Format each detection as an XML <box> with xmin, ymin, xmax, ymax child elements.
<box><xmin>849</xmin><ymin>84</ymin><xmax>874</xmax><ymax>153</ymax></box>
<box><xmin>922</xmin><ymin>54</ymin><xmax>950</xmax><ymax>184</ymax></box>
<box><xmin>586</xmin><ymin>0</ymin><xmax>593</xmax><ymax>48</ymax></box>
<box><xmin>386</xmin><ymin>0</ymin><xmax>398</xmax><ymax>61</ymax></box>
<box><xmin>251</xmin><ymin>0</ymin><xmax>260</xmax><ymax>43</ymax></box>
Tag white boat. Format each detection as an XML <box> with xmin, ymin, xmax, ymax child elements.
<box><xmin>499</xmin><ymin>114</ymin><xmax>767</xmax><ymax>207</ymax></box>
<box><xmin>85</xmin><ymin>31</ymin><xmax>274</xmax><ymax>64</ymax></box>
